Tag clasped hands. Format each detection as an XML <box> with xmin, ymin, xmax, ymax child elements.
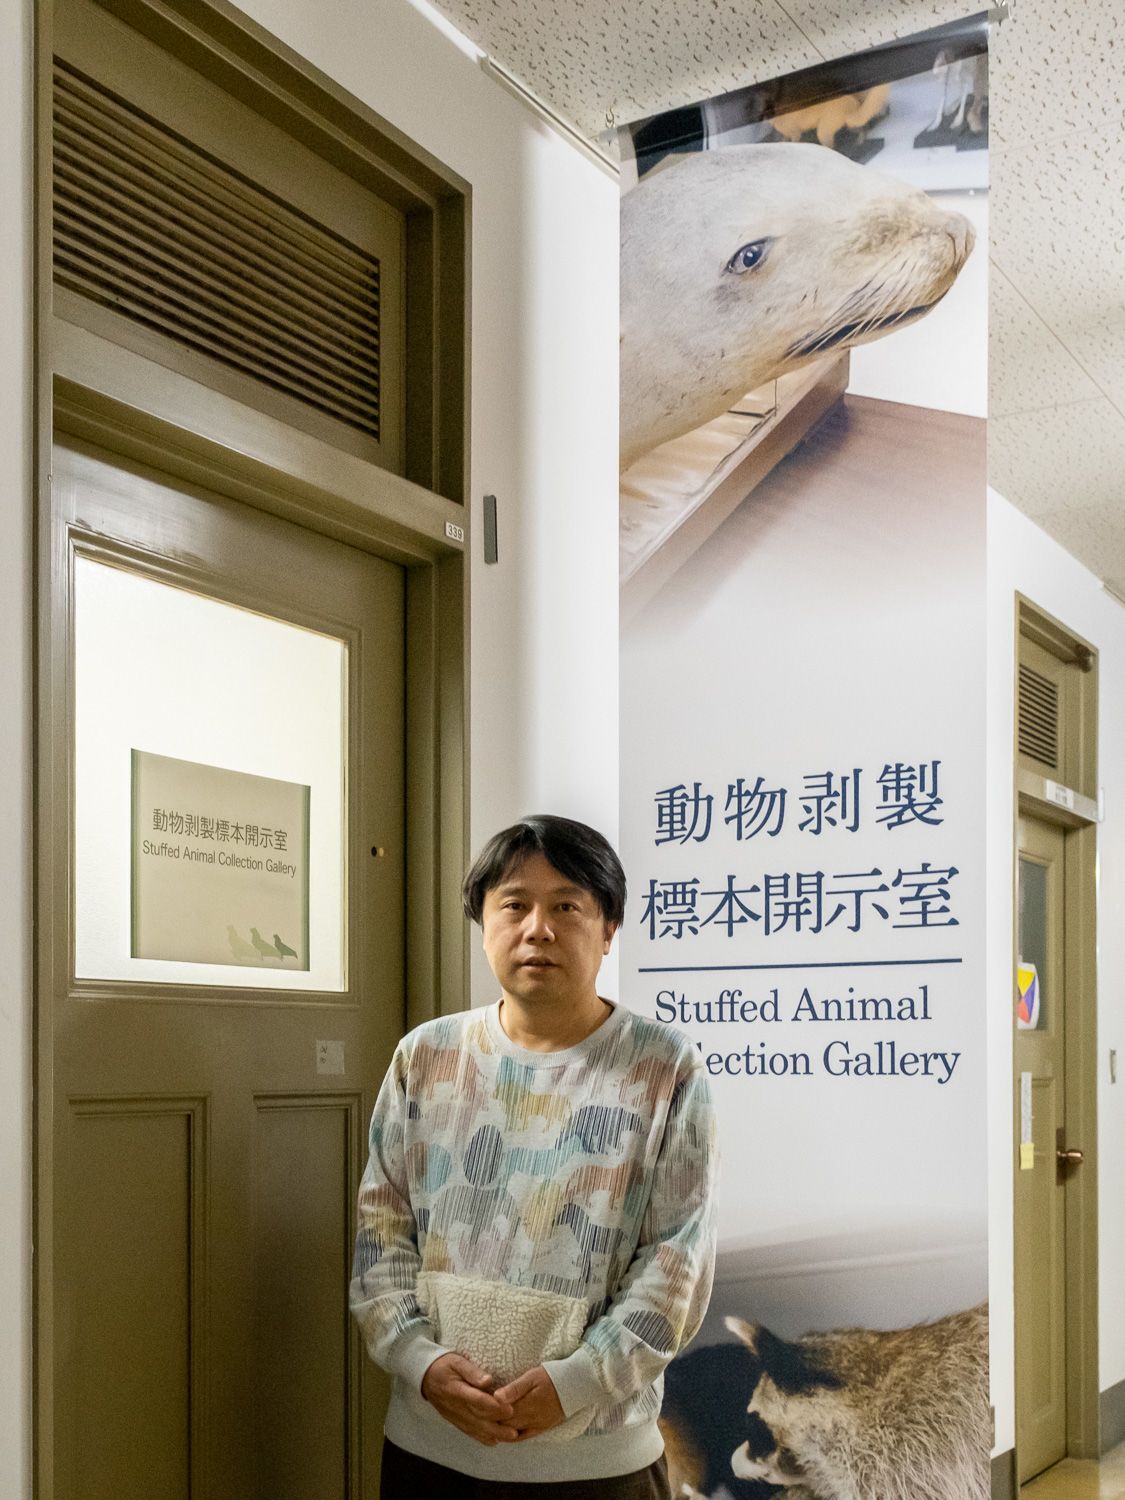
<box><xmin>421</xmin><ymin>1353</ymin><xmax>565</xmax><ymax>1445</ymax></box>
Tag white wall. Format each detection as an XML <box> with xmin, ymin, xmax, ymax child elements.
<box><xmin>157</xmin><ymin>0</ymin><xmax>623</xmax><ymax>988</ymax></box>
<box><xmin>0</xmin><ymin>0</ymin><xmax>32</xmax><ymax>1493</ymax></box>
<box><xmin>987</xmin><ymin>489</ymin><xmax>1125</xmax><ymax>1454</ymax></box>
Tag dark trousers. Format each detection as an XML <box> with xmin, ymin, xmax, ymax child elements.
<box><xmin>379</xmin><ymin>1437</ymin><xmax>672</xmax><ymax>1499</ymax></box>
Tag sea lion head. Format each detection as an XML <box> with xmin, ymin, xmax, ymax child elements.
<box><xmin>620</xmin><ymin>143</ymin><xmax>975</xmax><ymax>468</ymax></box>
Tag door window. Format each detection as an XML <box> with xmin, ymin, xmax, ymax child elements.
<box><xmin>74</xmin><ymin>555</ymin><xmax>348</xmax><ymax>990</ymax></box>
<box><xmin>1017</xmin><ymin>855</ymin><xmax>1048</xmax><ymax>1030</ymax></box>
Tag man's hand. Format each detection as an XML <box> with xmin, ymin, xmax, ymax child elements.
<box><xmin>421</xmin><ymin>1353</ymin><xmax>519</xmax><ymax>1445</ymax></box>
<box><xmin>493</xmin><ymin>1366</ymin><xmax>566</xmax><ymax>1440</ymax></box>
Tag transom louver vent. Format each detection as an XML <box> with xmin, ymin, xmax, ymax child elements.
<box><xmin>53</xmin><ymin>61</ymin><xmax>380</xmax><ymax>441</ymax></box>
<box><xmin>1018</xmin><ymin>663</ymin><xmax>1059</xmax><ymax>768</ymax></box>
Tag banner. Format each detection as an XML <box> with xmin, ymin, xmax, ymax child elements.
<box><xmin>618</xmin><ymin>18</ymin><xmax>990</xmax><ymax>1499</ymax></box>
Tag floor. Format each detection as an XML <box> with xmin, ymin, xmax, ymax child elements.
<box><xmin>1022</xmin><ymin>1443</ymin><xmax>1125</xmax><ymax>1499</ymax></box>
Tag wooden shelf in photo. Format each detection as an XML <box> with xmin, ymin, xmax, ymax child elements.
<box><xmin>620</xmin><ymin>352</ymin><xmax>849</xmax><ymax>620</ymax></box>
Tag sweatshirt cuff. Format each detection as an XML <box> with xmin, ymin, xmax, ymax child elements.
<box><xmin>386</xmin><ymin>1325</ymin><xmax>451</xmax><ymax>1392</ymax></box>
<box><xmin>541</xmin><ymin>1347</ymin><xmax>605</xmax><ymax>1419</ymax></box>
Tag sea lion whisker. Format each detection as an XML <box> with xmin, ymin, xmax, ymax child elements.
<box><xmin>795</xmin><ymin>326</ymin><xmax>843</xmax><ymax>357</ymax></box>
<box><xmin>799</xmin><ymin>285</ymin><xmax>879</xmax><ymax>347</ymax></box>
<box><xmin>788</xmin><ymin>322</ymin><xmax>855</xmax><ymax>357</ymax></box>
<box><xmin>834</xmin><ymin>281</ymin><xmax>879</xmax><ymax>318</ymax></box>
<box><xmin>822</xmin><ymin>276</ymin><xmax>883</xmax><ymax>319</ymax></box>
<box><xmin>793</xmin><ymin>326</ymin><xmax>841</xmax><ymax>356</ymax></box>
<box><xmin>841</xmin><ymin>318</ymin><xmax>878</xmax><ymax>349</ymax></box>
<box><xmin>848</xmin><ymin>262</ymin><xmax>910</xmax><ymax>324</ymax></box>
<box><xmin>842</xmin><ymin>248</ymin><xmax>932</xmax><ymax>334</ymax></box>
<box><xmin>830</xmin><ymin>298</ymin><xmax>873</xmax><ymax>327</ymax></box>
<box><xmin>819</xmin><ymin>242</ymin><xmax>903</xmax><ymax>328</ymax></box>
<box><xmin>786</xmin><ymin>299</ymin><xmax>938</xmax><ymax>360</ymax></box>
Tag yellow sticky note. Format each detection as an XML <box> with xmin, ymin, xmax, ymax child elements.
<box><xmin>1020</xmin><ymin>1142</ymin><xmax>1035</xmax><ymax>1171</ymax></box>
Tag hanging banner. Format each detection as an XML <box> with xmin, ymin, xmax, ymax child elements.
<box><xmin>618</xmin><ymin>16</ymin><xmax>990</xmax><ymax>1499</ymax></box>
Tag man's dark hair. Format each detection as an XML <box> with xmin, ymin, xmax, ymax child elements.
<box><xmin>462</xmin><ymin>815</ymin><xmax>627</xmax><ymax>927</ymax></box>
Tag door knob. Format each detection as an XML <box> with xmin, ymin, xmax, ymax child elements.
<box><xmin>1056</xmin><ymin>1147</ymin><xmax>1084</xmax><ymax>1166</ymax></box>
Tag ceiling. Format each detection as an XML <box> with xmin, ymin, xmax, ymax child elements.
<box><xmin>988</xmin><ymin>2</ymin><xmax>1125</xmax><ymax>599</ymax></box>
<box><xmin>429</xmin><ymin>0</ymin><xmax>1125</xmax><ymax>597</ymax></box>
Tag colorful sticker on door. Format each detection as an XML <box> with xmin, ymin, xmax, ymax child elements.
<box><xmin>1017</xmin><ymin>962</ymin><xmax>1040</xmax><ymax>1030</ymax></box>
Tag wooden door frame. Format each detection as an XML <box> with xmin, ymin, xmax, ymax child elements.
<box><xmin>1012</xmin><ymin>596</ymin><xmax>1100</xmax><ymax>1471</ymax></box>
<box><xmin>33</xmin><ymin>1</ymin><xmax>472</xmax><ymax>1491</ymax></box>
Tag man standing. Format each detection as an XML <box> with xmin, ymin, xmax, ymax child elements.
<box><xmin>350</xmin><ymin>815</ymin><xmax>718</xmax><ymax>1499</ymax></box>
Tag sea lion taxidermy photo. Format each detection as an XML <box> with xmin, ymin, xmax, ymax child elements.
<box><xmin>620</xmin><ymin>143</ymin><xmax>975</xmax><ymax>469</ymax></box>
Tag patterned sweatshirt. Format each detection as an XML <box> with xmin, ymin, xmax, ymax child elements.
<box><xmin>349</xmin><ymin>1000</ymin><xmax>718</xmax><ymax>1482</ymax></box>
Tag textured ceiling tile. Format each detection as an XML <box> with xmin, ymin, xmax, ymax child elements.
<box><xmin>991</xmin><ymin>0</ymin><xmax>1124</xmax><ymax>153</ymax></box>
<box><xmin>1065</xmin><ymin>311</ymin><xmax>1125</xmax><ymax>419</ymax></box>
<box><xmin>991</xmin><ymin>131</ymin><xmax>1125</xmax><ymax>412</ymax></box>
<box><xmin>989</xmin><ymin>399</ymin><xmax>1125</xmax><ymax>585</ymax></box>
<box><xmin>429</xmin><ymin>0</ymin><xmax>818</xmax><ymax>135</ymax></box>
<box><xmin>990</xmin><ymin>266</ymin><xmax>1103</xmax><ymax>419</ymax></box>
<box><xmin>775</xmin><ymin>0</ymin><xmax>976</xmax><ymax>62</ymax></box>
<box><xmin>428</xmin><ymin>0</ymin><xmax>1123</xmax><ymax>150</ymax></box>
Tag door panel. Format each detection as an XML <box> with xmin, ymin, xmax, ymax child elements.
<box><xmin>1015</xmin><ymin>815</ymin><xmax>1067</xmax><ymax>1483</ymax></box>
<box><xmin>68</xmin><ymin>1100</ymin><xmax>197</xmax><ymax>1500</ymax></box>
<box><xmin>49</xmin><ymin>441</ymin><xmax>403</xmax><ymax>1498</ymax></box>
<box><xmin>253</xmin><ymin>1094</ymin><xmax>359</xmax><ymax>1496</ymax></box>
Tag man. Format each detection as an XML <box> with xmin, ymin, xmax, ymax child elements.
<box><xmin>350</xmin><ymin>815</ymin><xmax>718</xmax><ymax>1499</ymax></box>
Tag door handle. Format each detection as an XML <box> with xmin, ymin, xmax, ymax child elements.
<box><xmin>1056</xmin><ymin>1147</ymin><xmax>1084</xmax><ymax>1166</ymax></box>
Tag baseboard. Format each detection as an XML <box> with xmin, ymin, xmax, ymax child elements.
<box><xmin>992</xmin><ymin>1382</ymin><xmax>1124</xmax><ymax>1488</ymax></box>
<box><xmin>1102</xmin><ymin>1377</ymin><xmax>1125</xmax><ymax>1454</ymax></box>
<box><xmin>992</xmin><ymin>1449</ymin><xmax>1016</xmax><ymax>1499</ymax></box>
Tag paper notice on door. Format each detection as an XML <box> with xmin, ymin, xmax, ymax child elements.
<box><xmin>1020</xmin><ymin>1070</ymin><xmax>1034</xmax><ymax>1170</ymax></box>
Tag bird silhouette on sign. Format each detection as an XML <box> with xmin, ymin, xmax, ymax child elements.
<box><xmin>273</xmin><ymin>933</ymin><xmax>298</xmax><ymax>961</ymax></box>
<box><xmin>250</xmin><ymin>926</ymin><xmax>280</xmax><ymax>961</ymax></box>
<box><xmin>227</xmin><ymin>925</ymin><xmax>257</xmax><ymax>962</ymax></box>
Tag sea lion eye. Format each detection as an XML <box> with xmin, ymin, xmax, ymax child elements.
<box><xmin>725</xmin><ymin>239</ymin><xmax>770</xmax><ymax>274</ymax></box>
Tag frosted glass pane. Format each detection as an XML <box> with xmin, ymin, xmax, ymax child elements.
<box><xmin>74</xmin><ymin>557</ymin><xmax>347</xmax><ymax>990</ymax></box>
<box><xmin>1017</xmin><ymin>857</ymin><xmax>1047</xmax><ymax>1031</ymax></box>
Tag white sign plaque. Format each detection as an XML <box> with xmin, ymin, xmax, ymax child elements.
<box><xmin>132</xmin><ymin>750</ymin><xmax>310</xmax><ymax>969</ymax></box>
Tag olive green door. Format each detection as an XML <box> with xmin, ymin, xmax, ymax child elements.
<box><xmin>46</xmin><ymin>441</ymin><xmax>404</xmax><ymax>1498</ymax></box>
<box><xmin>1015</xmin><ymin>815</ymin><xmax>1073</xmax><ymax>1483</ymax></box>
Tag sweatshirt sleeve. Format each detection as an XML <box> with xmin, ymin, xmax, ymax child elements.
<box><xmin>349</xmin><ymin>1044</ymin><xmax>450</xmax><ymax>1390</ymax></box>
<box><xmin>542</xmin><ymin>1059</ymin><xmax>718</xmax><ymax>1418</ymax></box>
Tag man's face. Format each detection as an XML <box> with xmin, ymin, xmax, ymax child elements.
<box><xmin>481</xmin><ymin>851</ymin><xmax>616</xmax><ymax>1008</ymax></box>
